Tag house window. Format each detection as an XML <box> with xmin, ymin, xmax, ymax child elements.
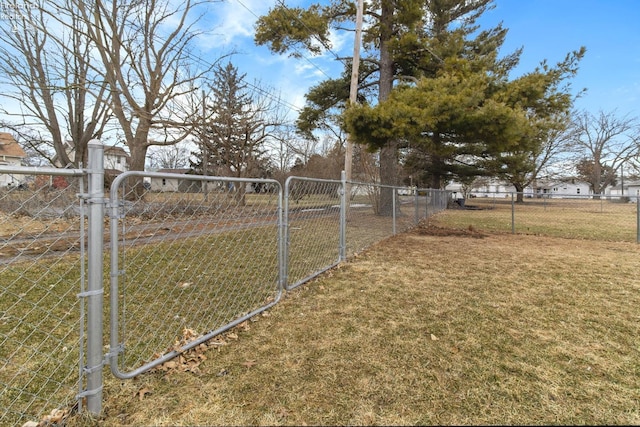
<box><xmin>116</xmin><ymin>156</ymin><xmax>121</xmax><ymax>164</ymax></box>
<box><xmin>576</xmin><ymin>188</ymin><xmax>580</xmax><ymax>194</ymax></box>
<box><xmin>553</xmin><ymin>187</ymin><xmax>558</xmax><ymax>192</ymax></box>
<box><xmin>162</xmin><ymin>178</ymin><xmax>166</xmax><ymax>186</ymax></box>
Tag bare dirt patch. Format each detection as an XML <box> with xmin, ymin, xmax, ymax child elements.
<box><xmin>411</xmin><ymin>219</ymin><xmax>488</xmax><ymax>238</ymax></box>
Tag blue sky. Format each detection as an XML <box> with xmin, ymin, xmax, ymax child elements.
<box><xmin>1</xmin><ymin>0</ymin><xmax>637</xmax><ymax>141</ymax></box>
<box><xmin>209</xmin><ymin>0</ymin><xmax>640</xmax><ymax>120</ymax></box>
<box><xmin>478</xmin><ymin>0</ymin><xmax>640</xmax><ymax>118</ymax></box>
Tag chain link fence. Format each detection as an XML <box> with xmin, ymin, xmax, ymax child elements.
<box><xmin>441</xmin><ymin>192</ymin><xmax>640</xmax><ymax>242</ymax></box>
<box><xmin>0</xmin><ymin>166</ymin><xmax>87</xmax><ymax>426</ymax></box>
<box><xmin>1</xmin><ymin>144</ymin><xmax>450</xmax><ymax>425</ymax></box>
<box><xmin>284</xmin><ymin>177</ymin><xmax>343</xmax><ymax>290</ymax></box>
<box><xmin>344</xmin><ymin>185</ymin><xmax>450</xmax><ymax>257</ymax></box>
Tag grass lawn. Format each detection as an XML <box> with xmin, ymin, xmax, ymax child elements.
<box><xmin>68</xmin><ymin>216</ymin><xmax>640</xmax><ymax>426</ymax></box>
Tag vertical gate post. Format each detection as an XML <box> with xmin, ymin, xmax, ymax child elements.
<box><xmin>85</xmin><ymin>140</ymin><xmax>104</xmax><ymax>415</ymax></box>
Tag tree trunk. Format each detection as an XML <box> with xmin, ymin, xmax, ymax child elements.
<box><xmin>376</xmin><ymin>0</ymin><xmax>399</xmax><ymax>217</ymax></box>
<box><xmin>514</xmin><ymin>183</ymin><xmax>525</xmax><ymax>203</ymax></box>
<box><xmin>378</xmin><ymin>141</ymin><xmax>399</xmax><ymax>216</ymax></box>
<box><xmin>125</xmin><ymin>135</ymin><xmax>149</xmax><ymax>200</ymax></box>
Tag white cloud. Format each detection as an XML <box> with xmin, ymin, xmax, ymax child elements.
<box><xmin>194</xmin><ymin>0</ymin><xmax>278</xmax><ymax>50</ymax></box>
<box><xmin>327</xmin><ymin>27</ymin><xmax>352</xmax><ymax>54</ymax></box>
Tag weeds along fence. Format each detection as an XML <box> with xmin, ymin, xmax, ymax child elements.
<box><xmin>0</xmin><ymin>141</ymin><xmax>449</xmax><ymax>425</ymax></box>
<box><xmin>444</xmin><ymin>192</ymin><xmax>640</xmax><ymax>243</ymax></box>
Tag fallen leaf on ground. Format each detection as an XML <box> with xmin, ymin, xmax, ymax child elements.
<box><xmin>242</xmin><ymin>360</ymin><xmax>257</xmax><ymax>368</ymax></box>
<box><xmin>138</xmin><ymin>387</ymin><xmax>152</xmax><ymax>401</ymax></box>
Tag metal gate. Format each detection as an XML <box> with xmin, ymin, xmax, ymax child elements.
<box><xmin>107</xmin><ymin>171</ymin><xmax>283</xmax><ymax>378</ymax></box>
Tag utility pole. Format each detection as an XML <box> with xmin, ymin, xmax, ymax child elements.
<box><xmin>202</xmin><ymin>90</ymin><xmax>209</xmax><ymax>200</ymax></box>
<box><xmin>344</xmin><ymin>0</ymin><xmax>364</xmax><ymax>183</ymax></box>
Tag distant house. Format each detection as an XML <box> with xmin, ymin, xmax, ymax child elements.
<box><xmin>104</xmin><ymin>146</ymin><xmax>130</xmax><ymax>172</ymax></box>
<box><xmin>606</xmin><ymin>181</ymin><xmax>640</xmax><ymax>202</ymax></box>
<box><xmin>53</xmin><ymin>142</ymin><xmax>130</xmax><ymax>172</ymax></box>
<box><xmin>0</xmin><ymin>132</ymin><xmax>27</xmax><ymax>188</ymax></box>
<box><xmin>445</xmin><ymin>177</ymin><xmax>593</xmax><ymax>199</ymax></box>
<box><xmin>150</xmin><ymin>168</ymin><xmax>199</xmax><ymax>192</ymax></box>
<box><xmin>446</xmin><ymin>179</ymin><xmax>525</xmax><ymax>198</ymax></box>
<box><xmin>533</xmin><ymin>178</ymin><xmax>591</xmax><ymax>198</ymax></box>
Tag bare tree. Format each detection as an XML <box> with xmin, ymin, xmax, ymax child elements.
<box><xmin>194</xmin><ymin>62</ymin><xmax>287</xmax><ymax>204</ymax></box>
<box><xmin>147</xmin><ymin>143</ymin><xmax>192</xmax><ymax>170</ymax></box>
<box><xmin>75</xmin><ymin>0</ymin><xmax>222</xmax><ymax>194</ymax></box>
<box><xmin>264</xmin><ymin>124</ymin><xmax>301</xmax><ymax>184</ymax></box>
<box><xmin>0</xmin><ymin>0</ymin><xmax>111</xmax><ymax>166</ymax></box>
<box><xmin>569</xmin><ymin>110</ymin><xmax>640</xmax><ymax>196</ymax></box>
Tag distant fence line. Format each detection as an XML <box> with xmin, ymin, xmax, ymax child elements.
<box><xmin>449</xmin><ymin>191</ymin><xmax>640</xmax><ymax>243</ymax></box>
<box><xmin>0</xmin><ymin>141</ymin><xmax>449</xmax><ymax>425</ymax></box>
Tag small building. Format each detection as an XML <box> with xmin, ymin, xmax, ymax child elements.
<box><xmin>150</xmin><ymin>168</ymin><xmax>198</xmax><ymax>192</ymax></box>
<box><xmin>0</xmin><ymin>132</ymin><xmax>27</xmax><ymax>188</ymax></box>
<box><xmin>606</xmin><ymin>181</ymin><xmax>640</xmax><ymax>202</ymax></box>
<box><xmin>104</xmin><ymin>146</ymin><xmax>130</xmax><ymax>172</ymax></box>
<box><xmin>534</xmin><ymin>179</ymin><xmax>591</xmax><ymax>198</ymax></box>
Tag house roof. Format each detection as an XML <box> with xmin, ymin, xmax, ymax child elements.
<box><xmin>0</xmin><ymin>133</ymin><xmax>27</xmax><ymax>158</ymax></box>
<box><xmin>534</xmin><ymin>178</ymin><xmax>590</xmax><ymax>189</ymax></box>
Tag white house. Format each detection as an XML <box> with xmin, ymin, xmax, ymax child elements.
<box><xmin>53</xmin><ymin>141</ymin><xmax>130</xmax><ymax>173</ymax></box>
<box><xmin>446</xmin><ymin>179</ymin><xmax>529</xmax><ymax>198</ymax></box>
<box><xmin>445</xmin><ymin>177</ymin><xmax>593</xmax><ymax>199</ymax></box>
<box><xmin>533</xmin><ymin>178</ymin><xmax>591</xmax><ymax>198</ymax></box>
<box><xmin>0</xmin><ymin>132</ymin><xmax>27</xmax><ymax>188</ymax></box>
<box><xmin>104</xmin><ymin>146</ymin><xmax>130</xmax><ymax>172</ymax></box>
<box><xmin>149</xmin><ymin>168</ymin><xmax>195</xmax><ymax>192</ymax></box>
<box><xmin>606</xmin><ymin>181</ymin><xmax>640</xmax><ymax>202</ymax></box>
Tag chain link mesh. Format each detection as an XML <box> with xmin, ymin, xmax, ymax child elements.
<box><xmin>284</xmin><ymin>177</ymin><xmax>342</xmax><ymax>290</ymax></box>
<box><xmin>3</xmin><ymin>167</ymin><xmax>635</xmax><ymax>423</ymax></box>
<box><xmin>343</xmin><ymin>184</ymin><xmax>449</xmax><ymax>256</ymax></box>
<box><xmin>110</xmin><ymin>174</ymin><xmax>282</xmax><ymax>375</ymax></box>
<box><xmin>0</xmin><ymin>172</ymin><xmax>85</xmax><ymax>426</ymax></box>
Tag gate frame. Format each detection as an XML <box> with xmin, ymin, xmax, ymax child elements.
<box><xmin>107</xmin><ymin>171</ymin><xmax>284</xmax><ymax>379</ymax></box>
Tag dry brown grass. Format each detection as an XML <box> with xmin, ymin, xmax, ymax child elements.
<box><xmin>66</xmin><ymin>216</ymin><xmax>640</xmax><ymax>426</ymax></box>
